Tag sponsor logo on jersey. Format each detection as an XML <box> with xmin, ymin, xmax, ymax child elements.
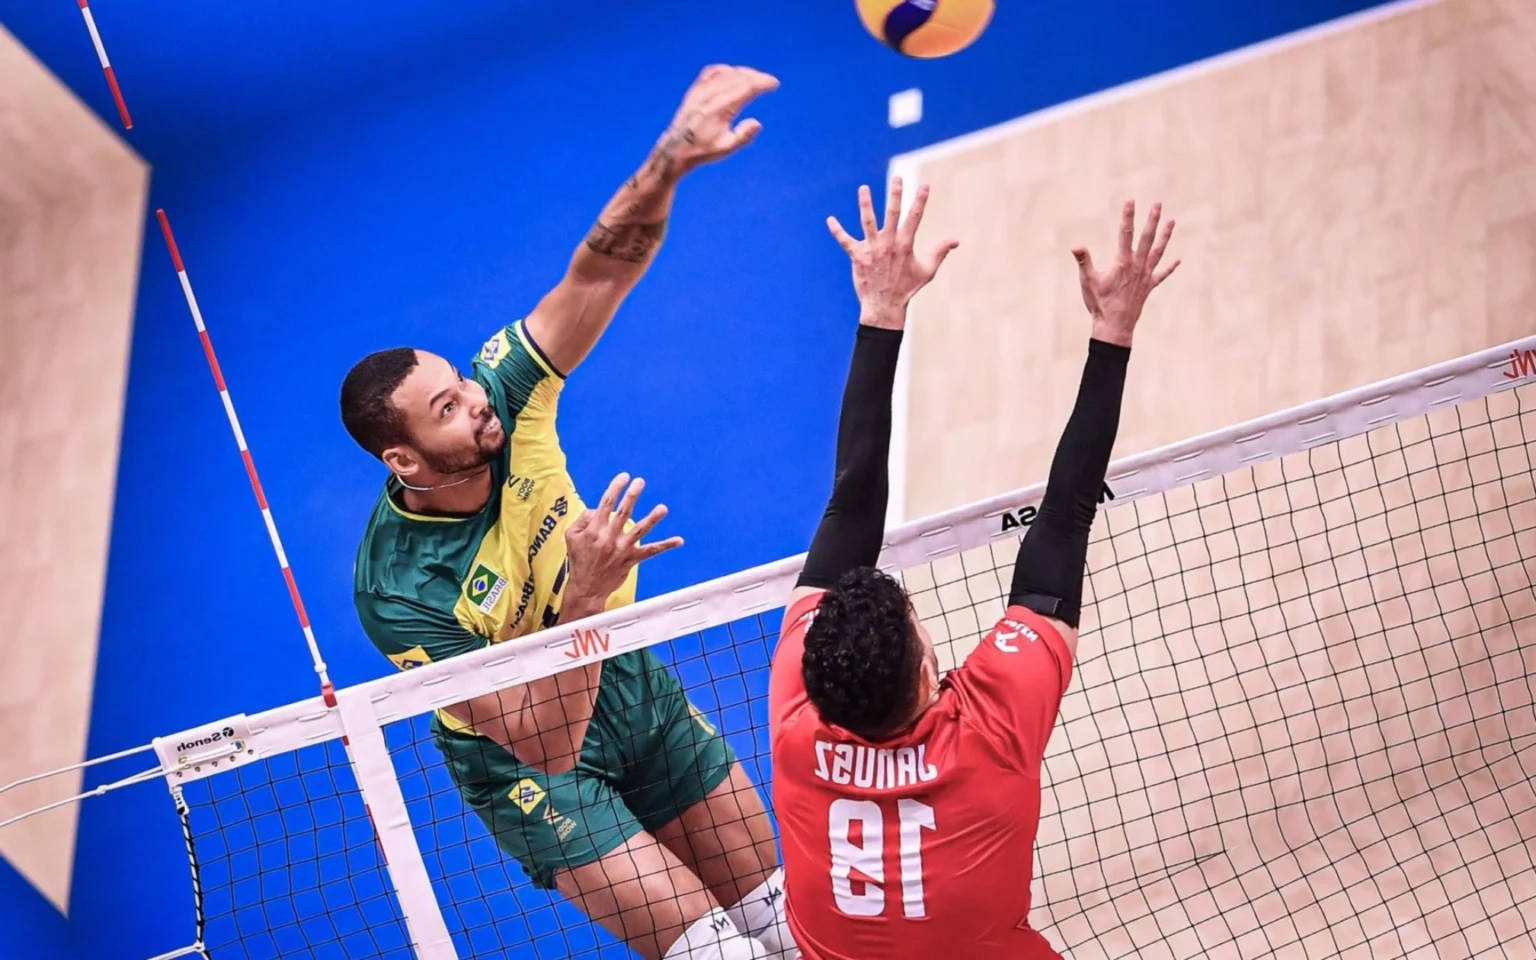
<box><xmin>994</xmin><ymin>618</ymin><xmax>1040</xmax><ymax>653</ymax></box>
<box><xmin>507</xmin><ymin>473</ymin><xmax>537</xmax><ymax>501</ymax></box>
<box><xmin>527</xmin><ymin>496</ymin><xmax>569</xmax><ymax>564</ymax></box>
<box><xmin>480</xmin><ymin>330</ymin><xmax>509</xmax><ymax>367</ymax></box>
<box><xmin>466</xmin><ymin>563</ymin><xmax>509</xmax><ymax>614</ymax></box>
<box><xmin>510</xmin><ymin>778</ymin><xmax>546</xmax><ymax>814</ymax></box>
<box><xmin>388</xmin><ymin>645</ymin><xmax>433</xmax><ymax>671</ymax></box>
<box><xmin>510</xmin><ymin>575</ymin><xmax>537</xmax><ymax>630</ymax></box>
<box><xmin>509</xmin><ymin>779</ymin><xmax>577</xmax><ymax>837</ymax></box>
<box><xmin>998</xmin><ymin>482</ymin><xmax>1116</xmax><ymax>533</ymax></box>
<box><xmin>1003</xmin><ymin>618</ymin><xmax>1040</xmax><ymax>640</ymax></box>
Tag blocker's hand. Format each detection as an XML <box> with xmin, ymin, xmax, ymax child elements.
<box><xmin>564</xmin><ymin>473</ymin><xmax>682</xmax><ymax>607</ymax></box>
<box><xmin>651</xmin><ymin>65</ymin><xmax>780</xmax><ymax>180</ymax></box>
<box><xmin>1071</xmin><ymin>200</ymin><xmax>1180</xmax><ymax>347</ymax></box>
<box><xmin>828</xmin><ymin>178</ymin><xmax>959</xmax><ymax>329</ymax></box>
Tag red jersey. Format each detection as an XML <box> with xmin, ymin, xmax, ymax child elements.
<box><xmin>769</xmin><ymin>591</ymin><xmax>1073</xmax><ymax>960</ymax></box>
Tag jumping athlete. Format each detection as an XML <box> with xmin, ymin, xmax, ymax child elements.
<box><xmin>341</xmin><ymin>65</ymin><xmax>793</xmax><ymax>960</ymax></box>
<box><xmin>770</xmin><ymin>179</ymin><xmax>1180</xmax><ymax>958</ymax></box>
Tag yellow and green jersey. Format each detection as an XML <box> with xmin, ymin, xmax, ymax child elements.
<box><xmin>352</xmin><ymin>320</ymin><xmax>637</xmax><ymax>735</ymax></box>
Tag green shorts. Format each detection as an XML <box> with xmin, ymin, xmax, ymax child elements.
<box><xmin>433</xmin><ymin>648</ymin><xmax>736</xmax><ymax>890</ymax></box>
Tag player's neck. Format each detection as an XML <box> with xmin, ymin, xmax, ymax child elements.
<box><xmin>398</xmin><ymin>467</ymin><xmax>495</xmax><ymax>517</ymax></box>
<box><xmin>903</xmin><ymin>688</ymin><xmax>941</xmax><ymax>727</ymax></box>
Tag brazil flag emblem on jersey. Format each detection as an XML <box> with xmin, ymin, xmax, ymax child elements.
<box><xmin>466</xmin><ymin>563</ymin><xmax>508</xmax><ymax>614</ymax></box>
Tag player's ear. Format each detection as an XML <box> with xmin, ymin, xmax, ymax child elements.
<box><xmin>909</xmin><ymin>616</ymin><xmax>939</xmax><ymax>708</ymax></box>
<box><xmin>917</xmin><ymin>649</ymin><xmax>938</xmax><ymax>699</ymax></box>
<box><xmin>382</xmin><ymin>445</ymin><xmax>417</xmax><ymax>478</ymax></box>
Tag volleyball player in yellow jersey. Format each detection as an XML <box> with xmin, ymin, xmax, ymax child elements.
<box><xmin>338</xmin><ymin>66</ymin><xmax>793</xmax><ymax>960</ymax></box>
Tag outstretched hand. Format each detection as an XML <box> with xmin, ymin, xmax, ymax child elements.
<box><xmin>1072</xmin><ymin>201</ymin><xmax>1180</xmax><ymax>346</ymax></box>
<box><xmin>651</xmin><ymin>65</ymin><xmax>780</xmax><ymax>181</ymax></box>
<box><xmin>828</xmin><ymin>178</ymin><xmax>959</xmax><ymax>329</ymax></box>
<box><xmin>564</xmin><ymin>473</ymin><xmax>682</xmax><ymax>608</ymax></box>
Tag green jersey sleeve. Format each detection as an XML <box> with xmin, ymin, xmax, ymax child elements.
<box><xmin>474</xmin><ymin>320</ymin><xmax>564</xmax><ymax>409</ymax></box>
<box><xmin>355</xmin><ymin>591</ymin><xmax>488</xmax><ymax>672</ymax></box>
<box><xmin>473</xmin><ymin>319</ymin><xmax>570</xmax><ymax>482</ymax></box>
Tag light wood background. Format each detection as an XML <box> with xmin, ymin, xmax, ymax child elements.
<box><xmin>897</xmin><ymin>0</ymin><xmax>1536</xmax><ymax>956</ymax></box>
<box><xmin>896</xmin><ymin>0</ymin><xmax>1536</xmax><ymax>523</ymax></box>
<box><xmin>0</xmin><ymin>24</ymin><xmax>148</xmax><ymax>913</ymax></box>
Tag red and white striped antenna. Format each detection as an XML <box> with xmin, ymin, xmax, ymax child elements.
<box><xmin>155</xmin><ymin>209</ymin><xmax>337</xmax><ymax>704</ymax></box>
<box><xmin>76</xmin><ymin>0</ymin><xmax>133</xmax><ymax>129</ymax></box>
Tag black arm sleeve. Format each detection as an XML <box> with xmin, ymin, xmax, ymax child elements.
<box><xmin>1008</xmin><ymin>338</ymin><xmax>1130</xmax><ymax>627</ymax></box>
<box><xmin>797</xmin><ymin>326</ymin><xmax>904</xmax><ymax>589</ymax></box>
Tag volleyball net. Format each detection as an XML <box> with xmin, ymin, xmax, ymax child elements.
<box><xmin>9</xmin><ymin>337</ymin><xmax>1536</xmax><ymax>960</ymax></box>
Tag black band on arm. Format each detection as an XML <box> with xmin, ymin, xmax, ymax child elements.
<box><xmin>1009</xmin><ymin>338</ymin><xmax>1131</xmax><ymax>628</ymax></box>
<box><xmin>798</xmin><ymin>326</ymin><xmax>904</xmax><ymax>589</ymax></box>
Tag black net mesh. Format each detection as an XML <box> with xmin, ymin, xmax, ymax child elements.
<box><xmin>169</xmin><ymin>383</ymin><xmax>1536</xmax><ymax>959</ymax></box>
<box><xmin>382</xmin><ymin>612</ymin><xmax>783</xmax><ymax>960</ymax></box>
<box><xmin>905</xmin><ymin>384</ymin><xmax>1536</xmax><ymax>959</ymax></box>
<box><xmin>174</xmin><ymin>740</ymin><xmax>413</xmax><ymax>959</ymax></box>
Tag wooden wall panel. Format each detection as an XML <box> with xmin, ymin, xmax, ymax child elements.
<box><xmin>0</xmin><ymin>23</ymin><xmax>148</xmax><ymax>913</ymax></box>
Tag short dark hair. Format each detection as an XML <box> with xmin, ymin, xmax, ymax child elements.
<box><xmin>340</xmin><ymin>347</ymin><xmax>419</xmax><ymax>459</ymax></box>
<box><xmin>801</xmin><ymin>566</ymin><xmax>923</xmax><ymax>739</ymax></box>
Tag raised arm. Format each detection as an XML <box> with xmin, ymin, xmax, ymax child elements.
<box><xmin>523</xmin><ymin>65</ymin><xmax>779</xmax><ymax>375</ymax></box>
<box><xmin>1007</xmin><ymin>201</ymin><xmax>1180</xmax><ymax>660</ymax></box>
<box><xmin>789</xmin><ymin>179</ymin><xmax>958</xmax><ymax>608</ymax></box>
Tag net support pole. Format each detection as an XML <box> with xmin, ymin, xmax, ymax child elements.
<box><xmin>335</xmin><ymin>690</ymin><xmax>458</xmax><ymax>960</ymax></box>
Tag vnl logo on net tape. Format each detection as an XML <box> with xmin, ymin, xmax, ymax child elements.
<box><xmin>153</xmin><ymin>714</ymin><xmax>257</xmax><ymax>776</ymax></box>
<box><xmin>1502</xmin><ymin>348</ymin><xmax>1536</xmax><ymax>380</ymax></box>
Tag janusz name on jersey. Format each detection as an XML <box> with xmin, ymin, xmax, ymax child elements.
<box><xmin>813</xmin><ymin>740</ymin><xmax>938</xmax><ymax>790</ymax></box>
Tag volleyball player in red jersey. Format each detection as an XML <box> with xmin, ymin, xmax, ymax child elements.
<box><xmin>770</xmin><ymin>179</ymin><xmax>1180</xmax><ymax>959</ymax></box>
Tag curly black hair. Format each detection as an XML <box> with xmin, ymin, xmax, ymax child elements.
<box><xmin>340</xmin><ymin>347</ymin><xmax>419</xmax><ymax>459</ymax></box>
<box><xmin>801</xmin><ymin>566</ymin><xmax>923</xmax><ymax>739</ymax></box>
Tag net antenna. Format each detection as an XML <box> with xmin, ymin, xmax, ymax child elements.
<box><xmin>147</xmin><ymin>210</ymin><xmax>343</xmax><ymax>960</ymax></box>
<box><xmin>74</xmin><ymin>0</ymin><xmax>133</xmax><ymax>129</ymax></box>
<box><xmin>156</xmin><ymin>209</ymin><xmax>333</xmax><ymax>698</ymax></box>
<box><xmin>147</xmin><ymin>212</ymin><xmax>459</xmax><ymax>959</ymax></box>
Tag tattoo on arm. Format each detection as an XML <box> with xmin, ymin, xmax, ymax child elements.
<box><xmin>584</xmin><ymin>218</ymin><xmax>668</xmax><ymax>263</ymax></box>
<box><xmin>642</xmin><ymin>120</ymin><xmax>697</xmax><ymax>186</ymax></box>
<box><xmin>580</xmin><ymin>119</ymin><xmax>691</xmax><ymax>265</ymax></box>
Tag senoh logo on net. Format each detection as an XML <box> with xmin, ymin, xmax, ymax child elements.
<box><xmin>176</xmin><ymin>726</ymin><xmax>242</xmax><ymax>755</ymax></box>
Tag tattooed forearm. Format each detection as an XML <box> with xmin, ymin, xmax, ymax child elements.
<box><xmin>642</xmin><ymin>120</ymin><xmax>697</xmax><ymax>185</ymax></box>
<box><xmin>570</xmin><ymin>120</ymin><xmax>690</xmax><ymax>272</ymax></box>
<box><xmin>583</xmin><ymin>219</ymin><xmax>668</xmax><ymax>264</ymax></box>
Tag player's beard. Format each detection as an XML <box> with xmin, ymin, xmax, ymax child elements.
<box><xmin>419</xmin><ymin>411</ymin><xmax>504</xmax><ymax>476</ymax></box>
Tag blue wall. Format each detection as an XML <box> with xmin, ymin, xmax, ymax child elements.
<box><xmin>0</xmin><ymin>1</ymin><xmax>1389</xmax><ymax>957</ymax></box>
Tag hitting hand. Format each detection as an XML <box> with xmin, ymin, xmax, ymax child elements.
<box><xmin>653</xmin><ymin>65</ymin><xmax>780</xmax><ymax>180</ymax></box>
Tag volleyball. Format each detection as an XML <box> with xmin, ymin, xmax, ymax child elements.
<box><xmin>856</xmin><ymin>0</ymin><xmax>994</xmax><ymax>58</ymax></box>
